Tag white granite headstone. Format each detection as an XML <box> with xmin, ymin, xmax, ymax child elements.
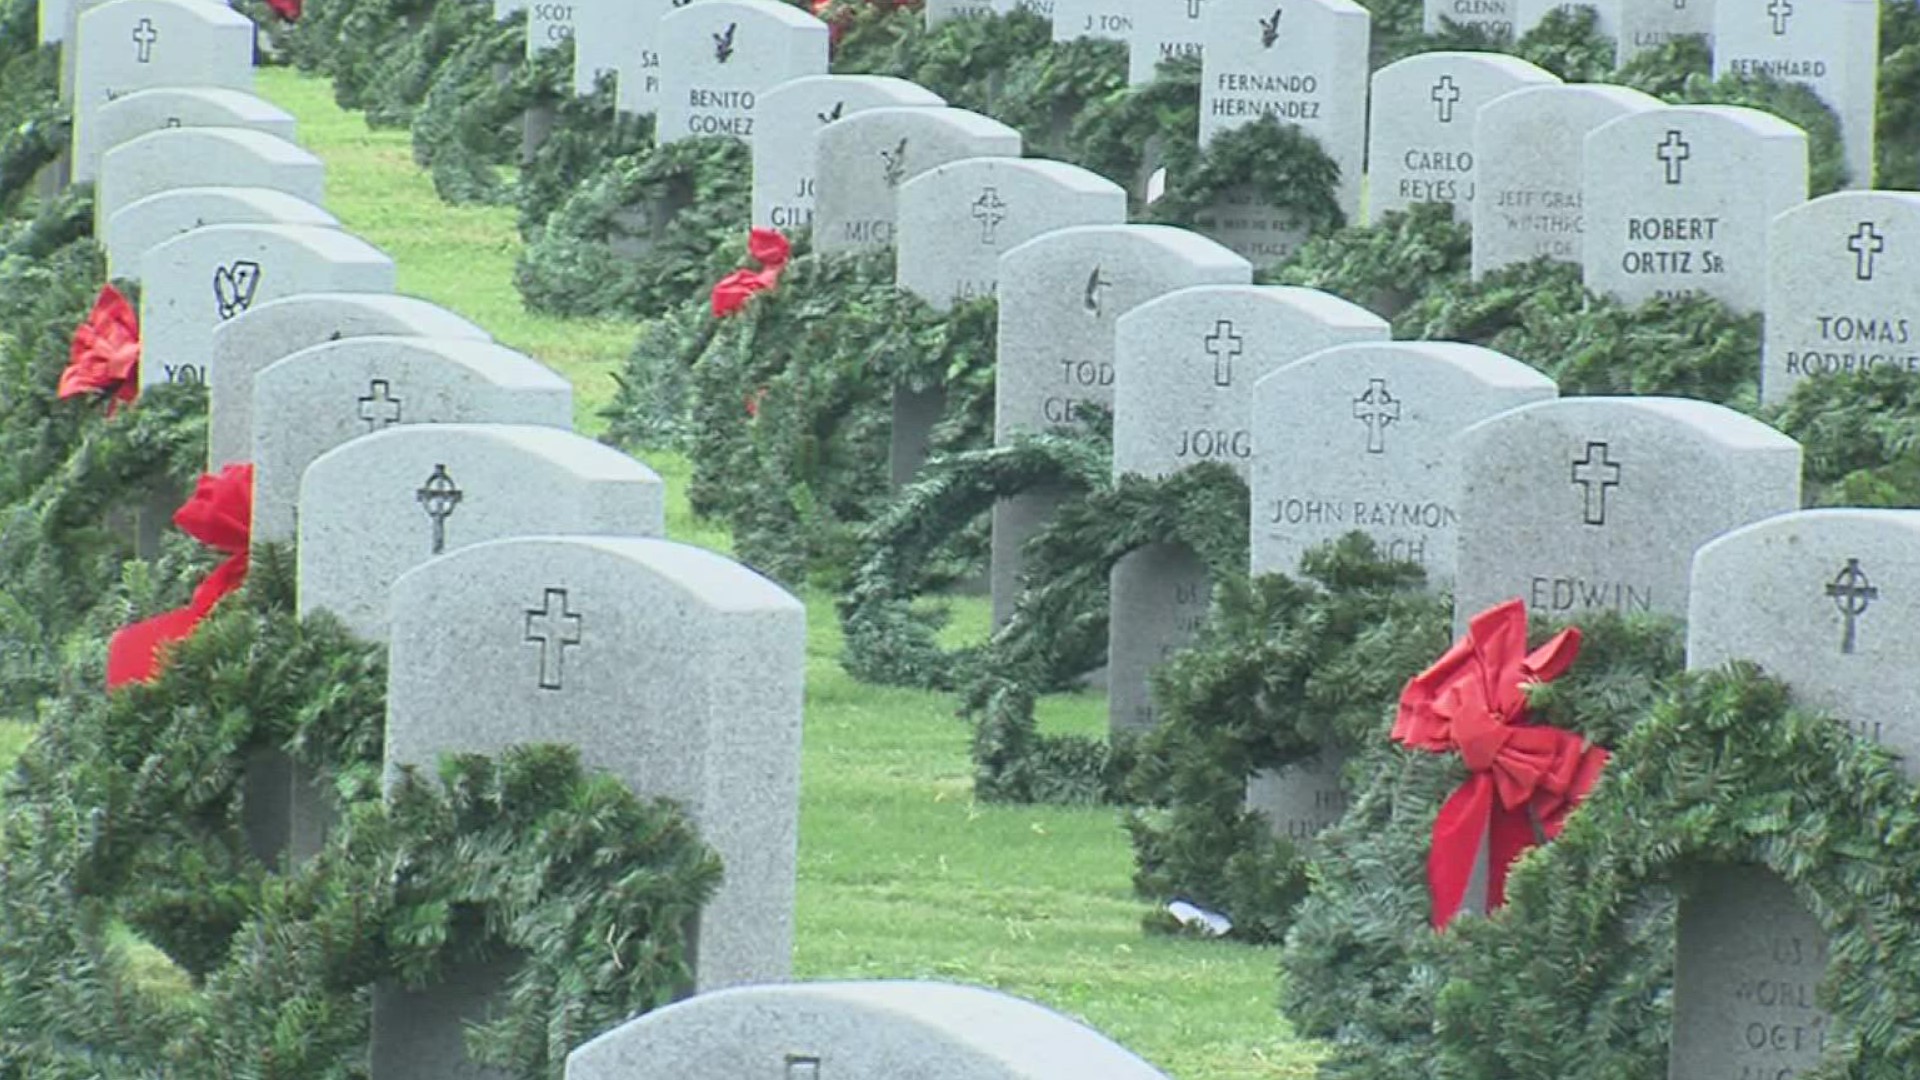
<box><xmin>1128</xmin><ymin>0</ymin><xmax>1207</xmax><ymax>85</ymax></box>
<box><xmin>69</xmin><ymin>0</ymin><xmax>254</xmax><ymax>182</ymax></box>
<box><xmin>250</xmin><ymin>338</ymin><xmax>573</xmax><ymax>544</ymax></box>
<box><xmin>1365</xmin><ymin>52</ymin><xmax>1559</xmax><ymax>223</ymax></box>
<box><xmin>139</xmin><ymin>223</ymin><xmax>395</xmax><ymax>389</ymax></box>
<box><xmin>752</xmin><ymin>75</ymin><xmax>945</xmax><ymax>233</ymax></box>
<box><xmin>655</xmin><ymin>0</ymin><xmax>830</xmax><ymax>147</ymax></box>
<box><xmin>1617</xmin><ymin>0</ymin><xmax>1715</xmax><ymax>62</ymax></box>
<box><xmin>1471</xmin><ymin>83</ymin><xmax>1662</xmax><ymax>278</ymax></box>
<box><xmin>104</xmin><ymin>186</ymin><xmax>338</xmax><ymax>282</ymax></box>
<box><xmin>1762</xmin><ymin>190</ymin><xmax>1920</xmax><ymax>405</ymax></box>
<box><xmin>1513</xmin><ymin>0</ymin><xmax>1620</xmax><ymax>45</ymax></box>
<box><xmin>992</xmin><ymin>225</ymin><xmax>1250</xmax><ymax>625</ymax></box>
<box><xmin>93</xmin><ymin>87</ymin><xmax>296</xmax><ymax>172</ymax></box>
<box><xmin>812</xmin><ymin>107</ymin><xmax>1022</xmax><ymax>256</ymax></box>
<box><xmin>1713</xmin><ymin>0</ymin><xmax>1878</xmax><ymax>189</ymax></box>
<box><xmin>1582</xmin><ymin>104</ymin><xmax>1808</xmax><ymax>312</ymax></box>
<box><xmin>96</xmin><ymin>127</ymin><xmax>326</xmax><ymax>235</ymax></box>
<box><xmin>1451</xmin><ymin>396</ymin><xmax>1802</xmax><ymax>632</ymax></box>
<box><xmin>208</xmin><ymin>293</ymin><xmax>492</xmax><ymax>470</ymax></box>
<box><xmin>1423</xmin><ymin>0</ymin><xmax>1511</xmax><ymax>36</ymax></box>
<box><xmin>1053</xmin><ymin>0</ymin><xmax>1133</xmax><ymax>42</ymax></box>
<box><xmin>570</xmin><ymin>0</ymin><xmax>677</xmax><ymax>110</ymax></box>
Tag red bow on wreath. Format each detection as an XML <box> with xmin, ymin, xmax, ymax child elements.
<box><xmin>60</xmin><ymin>285</ymin><xmax>141</xmax><ymax>415</ymax></box>
<box><xmin>106</xmin><ymin>464</ymin><xmax>254</xmax><ymax>688</ymax></box>
<box><xmin>264</xmin><ymin>0</ymin><xmax>301</xmax><ymax>19</ymax></box>
<box><xmin>711</xmin><ymin>228</ymin><xmax>792</xmax><ymax>318</ymax></box>
<box><xmin>1391</xmin><ymin>598</ymin><xmax>1608</xmax><ymax>927</ymax></box>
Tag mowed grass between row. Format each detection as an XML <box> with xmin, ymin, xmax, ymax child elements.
<box><xmin>117</xmin><ymin>65</ymin><xmax>1314</xmax><ymax>1078</ymax></box>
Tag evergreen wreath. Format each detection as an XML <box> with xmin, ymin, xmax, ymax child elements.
<box><xmin>409</xmin><ymin>12</ymin><xmax>548</xmax><ymax>204</ymax></box>
<box><xmin>838</xmin><ymin>431</ymin><xmax>1109</xmax><ymax>690</ymax></box>
<box><xmin>961</xmin><ymin>461</ymin><xmax>1249</xmax><ymax>804</ymax></box>
<box><xmin>1265</xmin><ymin>201</ymin><xmax>1470</xmax><ymax>321</ymax></box>
<box><xmin>514</xmin><ymin>135</ymin><xmax>749</xmax><ymax>319</ymax></box>
<box><xmin>0</xmin><ymin>3</ymin><xmax>60</xmax><ymax>214</ymax></box>
<box><xmin>515</xmin><ymin>76</ymin><xmax>656</xmax><ymax>243</ymax></box>
<box><xmin>1122</xmin><ymin>536</ymin><xmax>1449</xmax><ymax>943</ymax></box>
<box><xmin>1766</xmin><ymin>367</ymin><xmax>1920</xmax><ymax>509</ymax></box>
<box><xmin>360</xmin><ymin>0</ymin><xmax>501</xmax><ymax>129</ymax></box>
<box><xmin>1880</xmin><ymin>2</ymin><xmax>1920</xmax><ymax>189</ymax></box>
<box><xmin>1277</xmin><ymin>613</ymin><xmax>1685</xmax><ymax>1080</ymax></box>
<box><xmin>1432</xmin><ymin>664</ymin><xmax>1920</xmax><ymax>1079</ymax></box>
<box><xmin>0</xmin><ymin>553</ymin><xmax>720</xmax><ymax>1078</ymax></box>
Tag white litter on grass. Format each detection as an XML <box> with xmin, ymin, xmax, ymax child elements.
<box><xmin>1167</xmin><ymin>900</ymin><xmax>1231</xmax><ymax>937</ymax></box>
<box><xmin>1146</xmin><ymin>167</ymin><xmax>1168</xmax><ymax>205</ymax></box>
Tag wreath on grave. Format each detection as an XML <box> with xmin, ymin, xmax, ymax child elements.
<box><xmin>358</xmin><ymin>0</ymin><xmax>502</xmax><ymax>129</ymax></box>
<box><xmin>514</xmin><ymin>78</ymin><xmax>656</xmax><ymax>242</ymax></box>
<box><xmin>1767</xmin><ymin>367</ymin><xmax>1920</xmax><ymax>510</ymax></box>
<box><xmin>515</xmin><ymin>135</ymin><xmax>749</xmax><ymax>319</ymax></box>
<box><xmin>1880</xmin><ymin>3</ymin><xmax>1920</xmax><ymax>189</ymax></box>
<box><xmin>1265</xmin><ymin>201</ymin><xmax>1470</xmax><ymax>321</ymax></box>
<box><xmin>852</xmin><ymin>10</ymin><xmax>1054</xmax><ymax>120</ymax></box>
<box><xmin>1429</xmin><ymin>663</ymin><xmax>1920</xmax><ymax>1080</ymax></box>
<box><xmin>1121</xmin><ymin>536</ymin><xmax>1449</xmax><ymax>942</ymax></box>
<box><xmin>408</xmin><ymin>11</ymin><xmax>547</xmax><ymax>204</ymax></box>
<box><xmin>671</xmin><ymin>247</ymin><xmax>999</xmax><ymax>585</ymax></box>
<box><xmin>0</xmin><ymin>15</ymin><xmax>61</xmax><ymax>213</ymax></box>
<box><xmin>0</xmin><ymin>553</ymin><xmax>722</xmax><ymax>1077</ymax></box>
<box><xmin>838</xmin><ymin>431</ymin><xmax>1109</xmax><ymax>690</ymax></box>
<box><xmin>1277</xmin><ymin>613</ymin><xmax>1685</xmax><ymax>1080</ymax></box>
<box><xmin>961</xmin><ymin>461</ymin><xmax>1249</xmax><ymax>804</ymax></box>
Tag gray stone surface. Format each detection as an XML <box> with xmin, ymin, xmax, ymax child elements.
<box><xmin>69</xmin><ymin>0</ymin><xmax>254</xmax><ymax>182</ymax></box>
<box><xmin>1513</xmin><ymin>0</ymin><xmax>1619</xmax><ymax>44</ymax></box>
<box><xmin>655</xmin><ymin>0</ymin><xmax>830</xmax><ymax>147</ymax></box>
<box><xmin>1583</xmin><ymin>104</ymin><xmax>1808</xmax><ymax>313</ymax></box>
<box><xmin>251</xmin><ymin>337</ymin><xmax>573</xmax><ymax>544</ymax></box>
<box><xmin>1108</xmin><ymin>285</ymin><xmax>1388</xmax><ymax>736</ymax></box>
<box><xmin>378</xmin><ymin>537</ymin><xmax>805</xmax><ymax>1077</ymax></box>
<box><xmin>571</xmin><ymin>0</ymin><xmax>675</xmax><ymax>108</ymax></box>
<box><xmin>1365</xmin><ymin>52</ymin><xmax>1559</xmax><ymax>224</ymax></box>
<box><xmin>527</xmin><ymin>0</ymin><xmax>576</xmax><ymax>58</ymax></box>
<box><xmin>96</xmin><ymin>127</ymin><xmax>326</xmax><ymax>236</ymax></box>
<box><xmin>991</xmin><ymin>225</ymin><xmax>1250</xmax><ymax>626</ymax></box>
<box><xmin>566</xmin><ymin>981</ymin><xmax>1175</xmax><ymax>1080</ymax></box>
<box><xmin>1053</xmin><ymin>0</ymin><xmax>1132</xmax><ymax>43</ymax></box>
<box><xmin>892</xmin><ymin>157</ymin><xmax>1124</xmax><ymax>486</ymax></box>
<box><xmin>39</xmin><ymin>0</ymin><xmax>68</xmax><ymax>41</ymax></box>
<box><xmin>813</xmin><ymin>108</ymin><xmax>1022</xmax><ymax>256</ymax></box>
<box><xmin>753</xmin><ymin>76</ymin><xmax>945</xmax><ymax>232</ymax></box>
<box><xmin>1471</xmin><ymin>83</ymin><xmax>1662</xmax><ymax>279</ymax></box>
<box><xmin>897</xmin><ymin>157</ymin><xmax>1126</xmax><ymax>311</ymax></box>
<box><xmin>1618</xmin><ymin>0</ymin><xmax>1714</xmax><ymax>62</ymax></box>
<box><xmin>1675</xmin><ymin>509</ymin><xmax>1920</xmax><ymax>1080</ymax></box>
<box><xmin>1714</xmin><ymin>0</ymin><xmax>1878</xmax><ymax>189</ymax></box>
<box><xmin>927</xmin><ymin>0</ymin><xmax>997</xmax><ymax>24</ymax></box>
<box><xmin>1451</xmin><ymin>396</ymin><xmax>1802</xmax><ymax>633</ymax></box>
<box><xmin>299</xmin><ymin>425</ymin><xmax>666</xmax><ymax>642</ymax></box>
<box><xmin>1763</xmin><ymin>190</ymin><xmax>1920</xmax><ymax>405</ymax></box>
<box><xmin>105</xmin><ymin>186</ymin><xmax>338</xmax><ymax>282</ymax></box>
<box><xmin>1245</xmin><ymin>756</ymin><xmax>1350</xmax><ymax>841</ymax></box>
<box><xmin>1423</xmin><ymin>0</ymin><xmax>1510</xmax><ymax>35</ymax></box>
<box><xmin>139</xmin><ymin>222</ymin><xmax>395</xmax><ymax>389</ymax></box>
<box><xmin>1253</xmin><ymin>340</ymin><xmax>1555</xmax><ymax>584</ymax></box>
<box><xmin>1197</xmin><ymin>0</ymin><xmax>1370</xmax><ymax>256</ymax></box>
<box><xmin>93</xmin><ymin>87</ymin><xmax>296</xmax><ymax>176</ymax></box>
<box><xmin>209</xmin><ymin>293</ymin><xmax>492</xmax><ymax>469</ymax></box>
<box><xmin>1128</xmin><ymin>0</ymin><xmax>1206</xmax><ymax>85</ymax></box>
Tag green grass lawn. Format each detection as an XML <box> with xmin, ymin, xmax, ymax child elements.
<box><xmin>253</xmin><ymin>67</ymin><xmax>1316</xmax><ymax>1079</ymax></box>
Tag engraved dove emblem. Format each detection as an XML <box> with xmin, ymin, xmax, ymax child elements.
<box><xmin>1083</xmin><ymin>266</ymin><xmax>1111</xmax><ymax>315</ymax></box>
<box><xmin>818</xmin><ymin>101</ymin><xmax>845</xmax><ymax>124</ymax></box>
<box><xmin>880</xmin><ymin>137</ymin><xmax>909</xmax><ymax>187</ymax></box>
<box><xmin>713</xmin><ymin>22</ymin><xmax>737</xmax><ymax>62</ymax></box>
<box><xmin>1259</xmin><ymin>8</ymin><xmax>1281</xmax><ymax>47</ymax></box>
<box><xmin>212</xmin><ymin>260</ymin><xmax>263</xmax><ymax>320</ymax></box>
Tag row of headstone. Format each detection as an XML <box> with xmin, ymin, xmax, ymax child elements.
<box><xmin>62</xmin><ymin>7</ymin><xmax>813</xmax><ymax>1079</ymax></box>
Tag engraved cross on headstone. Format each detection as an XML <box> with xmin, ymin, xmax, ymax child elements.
<box><xmin>1202</xmin><ymin>319</ymin><xmax>1242</xmax><ymax>387</ymax></box>
<box><xmin>415</xmin><ymin>464</ymin><xmax>463</xmax><ymax>555</ymax></box>
<box><xmin>1657</xmin><ymin>130</ymin><xmax>1691</xmax><ymax>185</ymax></box>
<box><xmin>1824</xmin><ymin>558</ymin><xmax>1878</xmax><ymax>654</ymax></box>
<box><xmin>1767</xmin><ymin>0</ymin><xmax>1793</xmax><ymax>34</ymax></box>
<box><xmin>356</xmin><ymin>379</ymin><xmax>404</xmax><ymax>431</ymax></box>
<box><xmin>971</xmin><ymin>187</ymin><xmax>1008</xmax><ymax>245</ymax></box>
<box><xmin>1848</xmin><ymin>222</ymin><xmax>1886</xmax><ymax>281</ymax></box>
<box><xmin>132</xmin><ymin>17</ymin><xmax>158</xmax><ymax>63</ymax></box>
<box><xmin>1570</xmin><ymin>440</ymin><xmax>1622</xmax><ymax>526</ymax></box>
<box><xmin>1431</xmin><ymin>76</ymin><xmax>1462</xmax><ymax>124</ymax></box>
<box><xmin>523</xmin><ymin>587</ymin><xmax>583</xmax><ymax>691</ymax></box>
<box><xmin>1352</xmin><ymin>378</ymin><xmax>1401</xmax><ymax>454</ymax></box>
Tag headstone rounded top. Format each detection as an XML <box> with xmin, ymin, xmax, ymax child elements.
<box><xmin>78</xmin><ymin>0</ymin><xmax>250</xmax><ymax>30</ymax></box>
<box><xmin>1373</xmin><ymin>49</ymin><xmax>1560</xmax><ymax>81</ymax></box>
<box><xmin>1265</xmin><ymin>338</ymin><xmax>1556</xmax><ymax>390</ymax></box>
<box><xmin>660</xmin><ymin>0</ymin><xmax>831</xmax><ymax>31</ymax></box>
<box><xmin>260</xmin><ymin>336</ymin><xmax>570</xmax><ymax>394</ymax></box>
<box><xmin>564</xmin><ymin>980</ymin><xmax>1173</xmax><ymax>1079</ymax></box>
<box><xmin>109</xmin><ymin>125</ymin><xmax>321</xmax><ymax>166</ymax></box>
<box><xmin>105</xmin><ymin>186</ymin><xmax>339</xmax><ymax>277</ymax></box>
<box><xmin>1480</xmin><ymin>81</ymin><xmax>1664</xmax><ymax>119</ymax></box>
<box><xmin>900</xmin><ymin>155</ymin><xmax>1124</xmax><ymax>200</ymax></box>
<box><xmin>1001</xmin><ymin>223</ymin><xmax>1251</xmax><ymax>272</ymax></box>
<box><xmin>100</xmin><ymin>85</ymin><xmax>294</xmax><ymax>123</ymax></box>
<box><xmin>1773</xmin><ymin>187</ymin><xmax>1920</xmax><ymax>221</ymax></box>
<box><xmin>145</xmin><ymin>220</ymin><xmax>390</xmax><ymax>266</ymax></box>
<box><xmin>223</xmin><ymin>292</ymin><xmax>490</xmax><ymax>342</ymax></box>
<box><xmin>1120</xmin><ymin>282</ymin><xmax>1386</xmax><ymax>333</ymax></box>
<box><xmin>307</xmin><ymin>423</ymin><xmax>661</xmax><ymax>487</ymax></box>
<box><xmin>1593</xmin><ymin>102</ymin><xmax>1811</xmax><ymax>142</ymax></box>
<box><xmin>761</xmin><ymin>73</ymin><xmax>945</xmax><ymax>109</ymax></box>
<box><xmin>820</xmin><ymin>104</ymin><xmax>1023</xmax><ymax>143</ymax></box>
<box><xmin>1461</xmin><ymin>395</ymin><xmax>1801</xmax><ymax>452</ymax></box>
<box><xmin>1694</xmin><ymin>507</ymin><xmax>1920</xmax><ymax>569</ymax></box>
<box><xmin>392</xmin><ymin>535</ymin><xmax>802</xmax><ymax>616</ymax></box>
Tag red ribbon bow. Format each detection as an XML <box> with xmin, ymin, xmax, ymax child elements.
<box><xmin>106</xmin><ymin>464</ymin><xmax>254</xmax><ymax>688</ymax></box>
<box><xmin>711</xmin><ymin>228</ymin><xmax>792</xmax><ymax>317</ymax></box>
<box><xmin>60</xmin><ymin>285</ymin><xmax>141</xmax><ymax>415</ymax></box>
<box><xmin>265</xmin><ymin>0</ymin><xmax>301</xmax><ymax>20</ymax></box>
<box><xmin>1391</xmin><ymin>598</ymin><xmax>1607</xmax><ymax>927</ymax></box>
